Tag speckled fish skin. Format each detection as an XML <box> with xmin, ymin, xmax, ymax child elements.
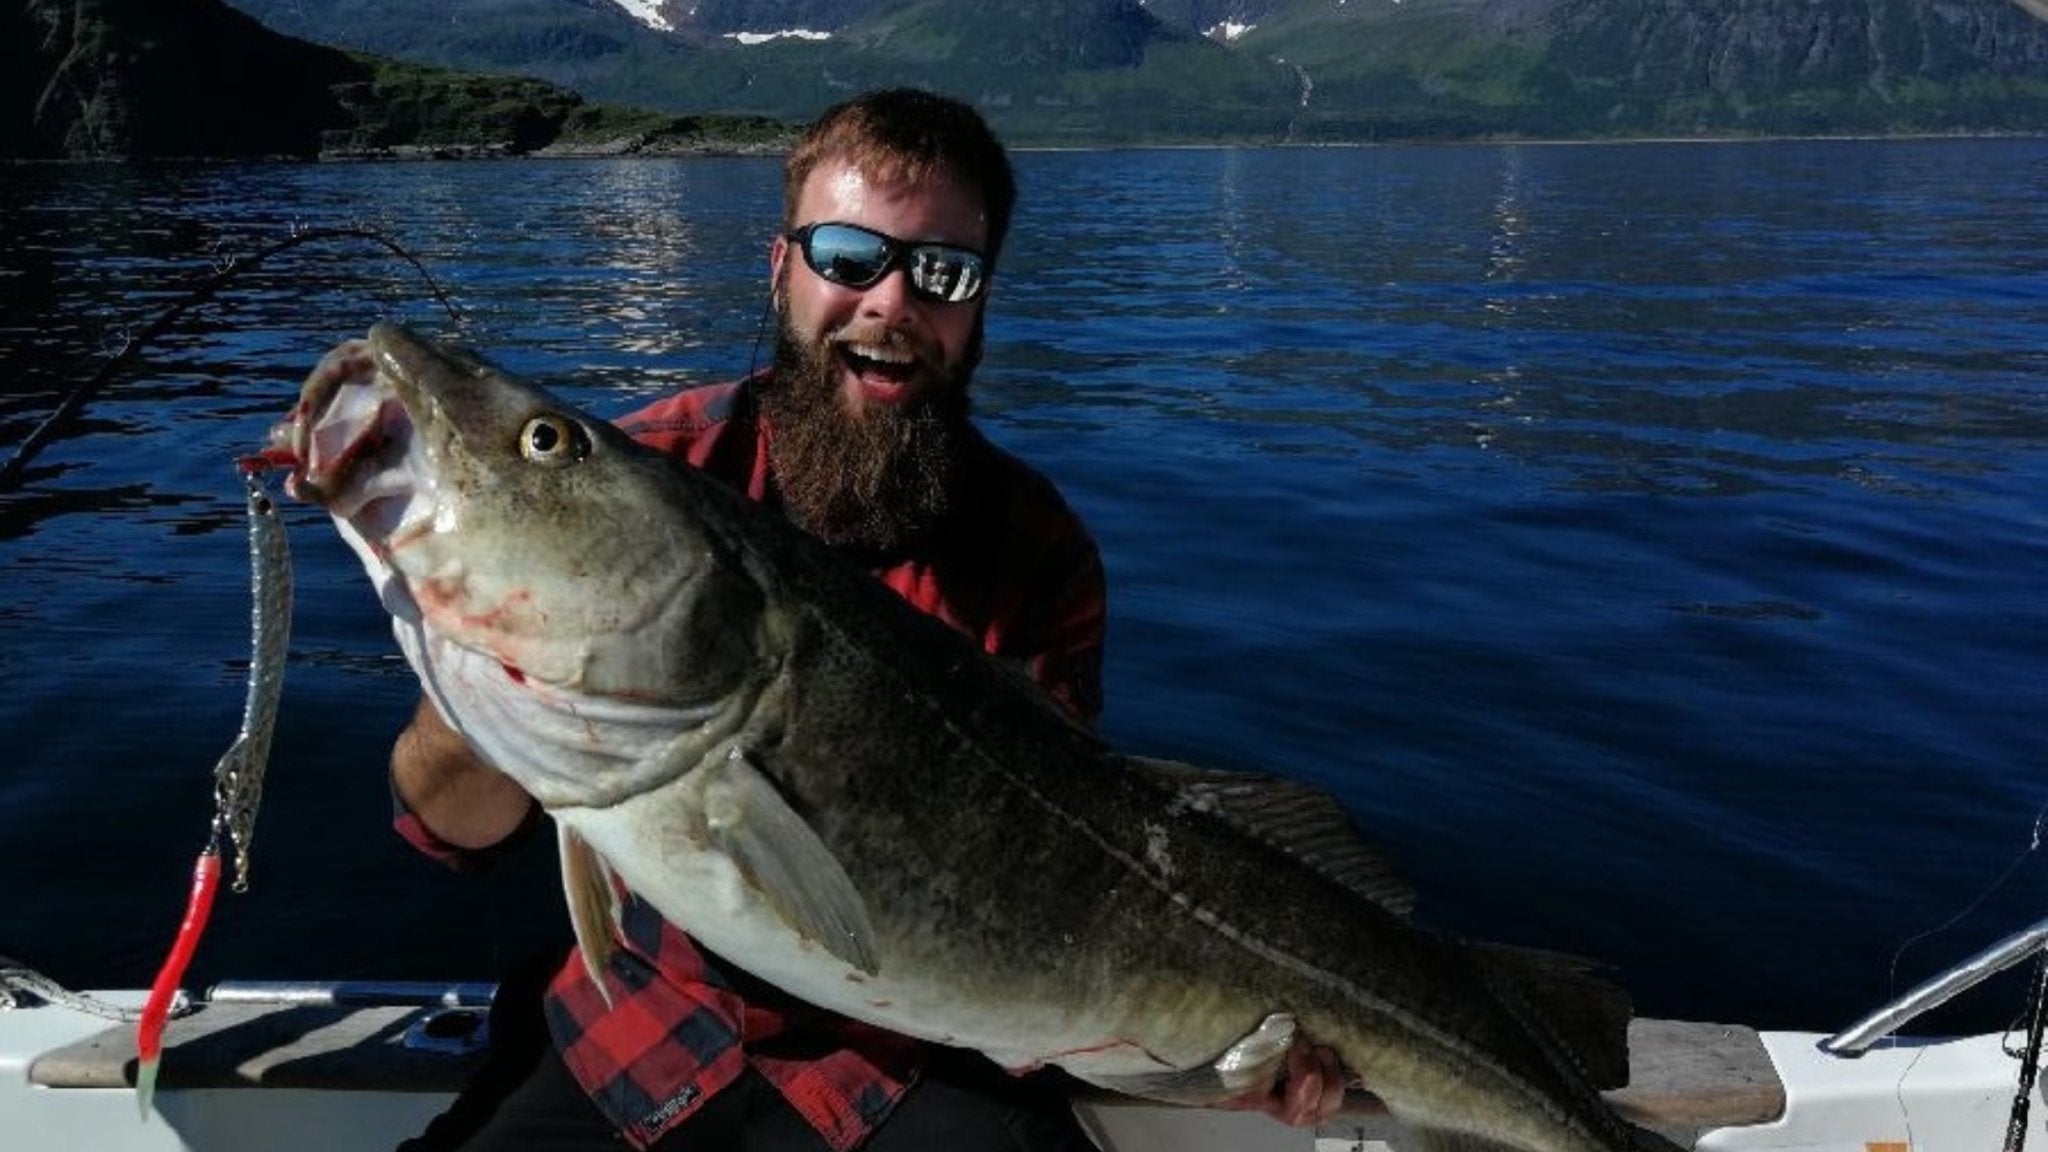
<box><xmin>281</xmin><ymin>323</ymin><xmax>1668</xmax><ymax>1152</ymax></box>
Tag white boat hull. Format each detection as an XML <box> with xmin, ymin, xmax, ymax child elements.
<box><xmin>3</xmin><ymin>985</ymin><xmax>2042</xmax><ymax>1152</ymax></box>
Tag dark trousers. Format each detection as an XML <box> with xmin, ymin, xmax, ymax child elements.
<box><xmin>398</xmin><ymin>955</ymin><xmax>1097</xmax><ymax>1152</ymax></box>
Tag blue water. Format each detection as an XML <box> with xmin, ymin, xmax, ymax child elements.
<box><xmin>3</xmin><ymin>138</ymin><xmax>2046</xmax><ymax>1037</ymax></box>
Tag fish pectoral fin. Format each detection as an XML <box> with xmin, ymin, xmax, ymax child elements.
<box><xmin>1073</xmin><ymin>1013</ymin><xmax>1297</xmax><ymax>1106</ymax></box>
<box><xmin>559</xmin><ymin>825</ymin><xmax>621</xmax><ymax>1005</ymax></box>
<box><xmin>1076</xmin><ymin>1065</ymin><xmax>1240</xmax><ymax>1106</ymax></box>
<box><xmin>706</xmin><ymin>747</ymin><xmax>880</xmax><ymax>976</ymax></box>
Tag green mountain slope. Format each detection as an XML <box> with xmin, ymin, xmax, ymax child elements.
<box><xmin>1534</xmin><ymin>0</ymin><xmax>2048</xmax><ymax>135</ymax></box>
<box><xmin>5</xmin><ymin>0</ymin><xmax>788</xmax><ymax>160</ymax></box>
<box><xmin>10</xmin><ymin>0</ymin><xmax>360</xmax><ymax>157</ymax></box>
<box><xmin>689</xmin><ymin>0</ymin><xmax>1300</xmax><ymax>142</ymax></box>
<box><xmin>1243</xmin><ymin>0</ymin><xmax>2048</xmax><ymax>139</ymax></box>
<box><xmin>168</xmin><ymin>0</ymin><xmax>2048</xmax><ymax>146</ymax></box>
<box><xmin>379</xmin><ymin>0</ymin><xmax>1303</xmax><ymax>143</ymax></box>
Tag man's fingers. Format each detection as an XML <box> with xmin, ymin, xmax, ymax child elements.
<box><xmin>1309</xmin><ymin>1046</ymin><xmax>1345</xmax><ymax>1121</ymax></box>
<box><xmin>1282</xmin><ymin>1062</ymin><xmax>1323</xmax><ymax>1125</ymax></box>
<box><xmin>1280</xmin><ymin>1043</ymin><xmax>1345</xmax><ymax>1125</ymax></box>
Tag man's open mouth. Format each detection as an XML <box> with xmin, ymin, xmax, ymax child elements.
<box><xmin>836</xmin><ymin>338</ymin><xmax>927</xmax><ymax>405</ymax></box>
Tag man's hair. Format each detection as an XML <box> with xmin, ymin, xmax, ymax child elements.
<box><xmin>783</xmin><ymin>88</ymin><xmax>1018</xmax><ymax>269</ymax></box>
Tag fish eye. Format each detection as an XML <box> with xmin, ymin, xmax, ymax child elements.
<box><xmin>519</xmin><ymin>414</ymin><xmax>589</xmax><ymax>465</ymax></box>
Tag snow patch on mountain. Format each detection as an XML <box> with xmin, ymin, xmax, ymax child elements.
<box><xmin>726</xmin><ymin>28</ymin><xmax>833</xmax><ymax>44</ymax></box>
<box><xmin>610</xmin><ymin>0</ymin><xmax>674</xmax><ymax>32</ymax></box>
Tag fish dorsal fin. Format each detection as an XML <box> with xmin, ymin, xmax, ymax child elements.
<box><xmin>1122</xmin><ymin>755</ymin><xmax>1415</xmax><ymax>917</ymax></box>
<box><xmin>704</xmin><ymin>747</ymin><xmax>881</xmax><ymax>976</ymax></box>
<box><xmin>1468</xmin><ymin>941</ymin><xmax>1633</xmax><ymax>1091</ymax></box>
<box><xmin>559</xmin><ymin>825</ymin><xmax>621</xmax><ymax>1005</ymax></box>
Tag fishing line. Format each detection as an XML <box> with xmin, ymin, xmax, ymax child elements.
<box><xmin>1884</xmin><ymin>800</ymin><xmax>2048</xmax><ymax>1001</ymax></box>
<box><xmin>0</xmin><ymin>224</ymin><xmax>461</xmax><ymax>493</ymax></box>
<box><xmin>745</xmin><ymin>276</ymin><xmax>782</xmax><ymax>380</ymax></box>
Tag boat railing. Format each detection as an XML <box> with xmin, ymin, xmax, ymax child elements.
<box><xmin>1821</xmin><ymin>914</ymin><xmax>2048</xmax><ymax>1056</ymax></box>
<box><xmin>207</xmin><ymin>980</ymin><xmax>497</xmax><ymax>1008</ymax></box>
<box><xmin>209</xmin><ymin>980</ymin><xmax>498</xmax><ymax>1055</ymax></box>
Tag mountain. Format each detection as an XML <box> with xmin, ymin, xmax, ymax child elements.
<box><xmin>1534</xmin><ymin>0</ymin><xmax>2048</xmax><ymax>135</ymax></box>
<box><xmin>1138</xmin><ymin>0</ymin><xmax>1290</xmax><ymax>40</ymax></box>
<box><xmin>5</xmin><ymin>0</ymin><xmax>791</xmax><ymax>160</ymax></box>
<box><xmin>227</xmin><ymin>0</ymin><xmax>1302</xmax><ymax>142</ymax></box>
<box><xmin>1242</xmin><ymin>0</ymin><xmax>2048</xmax><ymax>139</ymax></box>
<box><xmin>9</xmin><ymin>0</ymin><xmax>360</xmax><ymax>158</ymax></box>
<box><xmin>203</xmin><ymin>0</ymin><xmax>2048</xmax><ymax>144</ymax></box>
<box><xmin>667</xmin><ymin>0</ymin><xmax>888</xmax><ymax>34</ymax></box>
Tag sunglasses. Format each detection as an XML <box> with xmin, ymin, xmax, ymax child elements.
<box><xmin>785</xmin><ymin>221</ymin><xmax>988</xmax><ymax>305</ymax></box>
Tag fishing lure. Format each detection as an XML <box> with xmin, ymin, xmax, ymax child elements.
<box><xmin>135</xmin><ymin>464</ymin><xmax>293</xmax><ymax>1118</ymax></box>
<box><xmin>133</xmin><ymin>849</ymin><xmax>218</xmax><ymax>1119</ymax></box>
<box><xmin>213</xmin><ymin>463</ymin><xmax>294</xmax><ymax>894</ymax></box>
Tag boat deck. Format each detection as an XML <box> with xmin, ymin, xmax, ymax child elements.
<box><xmin>13</xmin><ymin>990</ymin><xmax>1785</xmax><ymax>1149</ymax></box>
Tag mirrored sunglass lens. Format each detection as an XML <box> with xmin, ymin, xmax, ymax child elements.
<box><xmin>909</xmin><ymin>248</ymin><xmax>985</xmax><ymax>303</ymax></box>
<box><xmin>806</xmin><ymin>226</ymin><xmax>892</xmax><ymax>286</ymax></box>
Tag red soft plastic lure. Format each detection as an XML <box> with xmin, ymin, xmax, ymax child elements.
<box><xmin>134</xmin><ymin>847</ymin><xmax>221</xmax><ymax>1118</ymax></box>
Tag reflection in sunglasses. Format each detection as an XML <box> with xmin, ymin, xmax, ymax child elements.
<box><xmin>790</xmin><ymin>222</ymin><xmax>987</xmax><ymax>304</ymax></box>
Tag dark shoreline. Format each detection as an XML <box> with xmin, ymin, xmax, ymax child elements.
<box><xmin>10</xmin><ymin>127</ymin><xmax>2045</xmax><ymax>166</ymax></box>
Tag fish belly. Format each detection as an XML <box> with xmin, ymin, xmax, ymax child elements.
<box><xmin>561</xmin><ymin>795</ymin><xmax>1272</xmax><ymax>1087</ymax></box>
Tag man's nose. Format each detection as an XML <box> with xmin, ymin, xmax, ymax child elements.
<box><xmin>856</xmin><ymin>265</ymin><xmax>917</xmax><ymax>324</ymax></box>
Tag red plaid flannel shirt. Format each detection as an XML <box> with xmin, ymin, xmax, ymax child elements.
<box><xmin>395</xmin><ymin>377</ymin><xmax>1106</xmax><ymax>1150</ymax></box>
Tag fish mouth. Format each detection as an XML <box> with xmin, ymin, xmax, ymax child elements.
<box><xmin>262</xmin><ymin>342</ymin><xmax>433</xmax><ymax>549</ymax></box>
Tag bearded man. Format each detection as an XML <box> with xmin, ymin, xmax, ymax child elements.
<box><xmin>357</xmin><ymin>88</ymin><xmax>1340</xmax><ymax>1152</ymax></box>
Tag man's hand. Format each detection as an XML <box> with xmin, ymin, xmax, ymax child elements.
<box><xmin>1223</xmin><ymin>1036</ymin><xmax>1347</xmax><ymax>1127</ymax></box>
<box><xmin>391</xmin><ymin>696</ymin><xmax>534</xmax><ymax>849</ymax></box>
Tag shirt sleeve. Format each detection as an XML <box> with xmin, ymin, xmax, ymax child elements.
<box><xmin>390</xmin><ymin>776</ymin><xmax>546</xmax><ymax>874</ymax></box>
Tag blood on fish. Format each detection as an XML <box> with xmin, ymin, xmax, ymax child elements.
<box><xmin>503</xmin><ymin>664</ymin><xmax>527</xmax><ymax>685</ymax></box>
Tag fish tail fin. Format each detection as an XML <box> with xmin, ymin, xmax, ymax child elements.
<box><xmin>1469</xmin><ymin>942</ymin><xmax>1634</xmax><ymax>1090</ymax></box>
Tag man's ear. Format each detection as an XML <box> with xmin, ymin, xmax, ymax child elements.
<box><xmin>769</xmin><ymin>233</ymin><xmax>790</xmax><ymax>298</ymax></box>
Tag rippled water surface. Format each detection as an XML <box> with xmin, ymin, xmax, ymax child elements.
<box><xmin>3</xmin><ymin>138</ymin><xmax>2046</xmax><ymax>1034</ymax></box>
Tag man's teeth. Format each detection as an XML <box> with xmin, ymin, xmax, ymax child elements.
<box><xmin>845</xmin><ymin>342</ymin><xmax>912</xmax><ymax>365</ymax></box>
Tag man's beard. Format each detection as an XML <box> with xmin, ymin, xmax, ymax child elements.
<box><xmin>759</xmin><ymin>309</ymin><xmax>976</xmax><ymax>554</ymax></box>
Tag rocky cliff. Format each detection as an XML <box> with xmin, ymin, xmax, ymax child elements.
<box><xmin>9</xmin><ymin>0</ymin><xmax>360</xmax><ymax>158</ymax></box>
<box><xmin>1533</xmin><ymin>0</ymin><xmax>2048</xmax><ymax>134</ymax></box>
<box><xmin>4</xmin><ymin>0</ymin><xmax>789</xmax><ymax>160</ymax></box>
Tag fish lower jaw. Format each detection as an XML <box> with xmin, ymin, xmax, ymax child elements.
<box><xmin>332</xmin><ymin>496</ymin><xmax>420</xmax><ymax>555</ymax></box>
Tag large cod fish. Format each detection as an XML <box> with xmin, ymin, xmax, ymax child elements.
<box><xmin>278</xmin><ymin>323</ymin><xmax>1669</xmax><ymax>1152</ymax></box>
